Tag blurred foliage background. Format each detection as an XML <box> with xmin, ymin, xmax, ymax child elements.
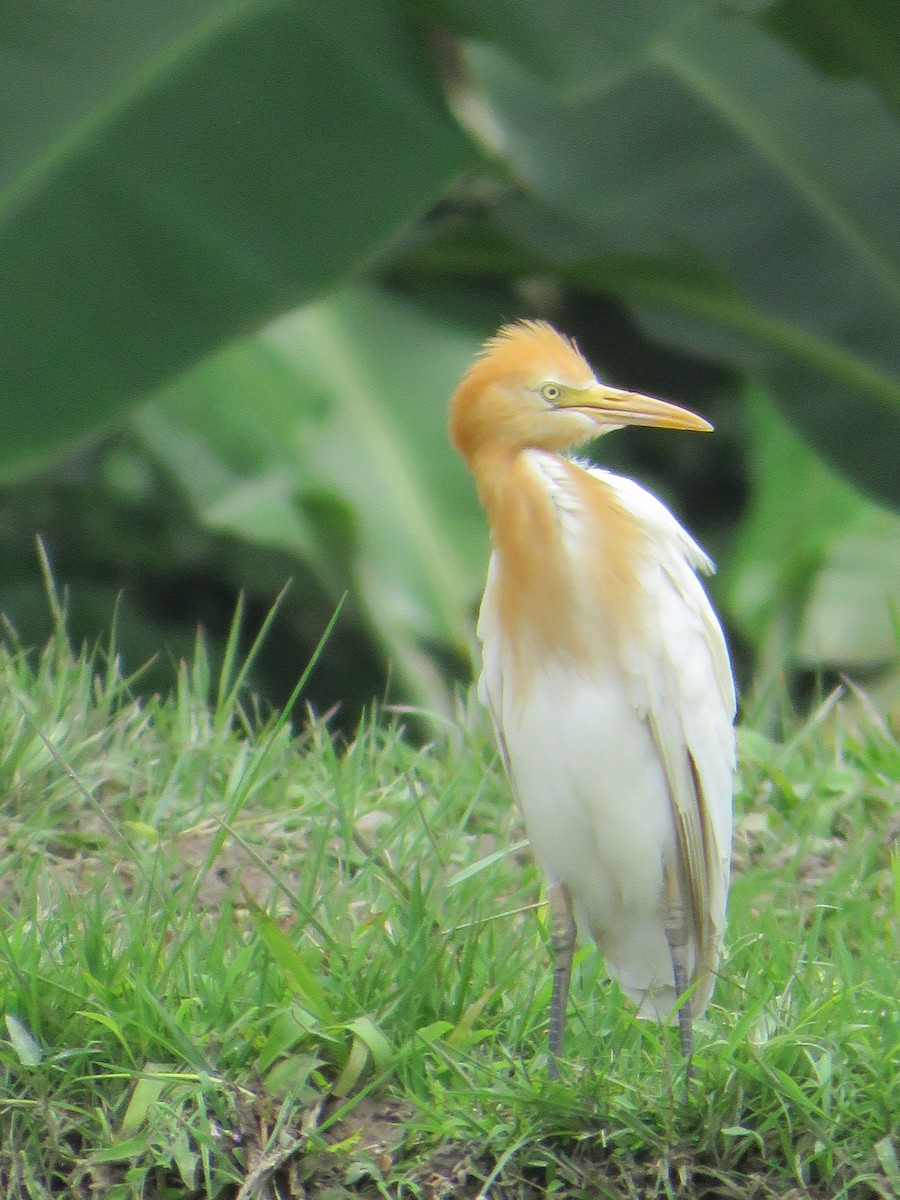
<box><xmin>1</xmin><ymin>0</ymin><xmax>899</xmax><ymax>728</ymax></box>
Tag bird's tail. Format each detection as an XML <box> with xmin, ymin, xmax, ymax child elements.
<box><xmin>598</xmin><ymin>919</ymin><xmax>717</xmax><ymax>1020</ymax></box>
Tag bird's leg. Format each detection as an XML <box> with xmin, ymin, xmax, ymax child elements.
<box><xmin>547</xmin><ymin>880</ymin><xmax>576</xmax><ymax>1079</ymax></box>
<box><xmin>663</xmin><ymin>862</ymin><xmax>694</xmax><ymax>1063</ymax></box>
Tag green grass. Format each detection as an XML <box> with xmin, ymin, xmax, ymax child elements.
<box><xmin>0</xmin><ymin>613</ymin><xmax>897</xmax><ymax>1199</ymax></box>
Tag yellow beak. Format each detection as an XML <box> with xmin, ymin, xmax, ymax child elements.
<box><xmin>563</xmin><ymin>385</ymin><xmax>713</xmax><ymax>432</ymax></box>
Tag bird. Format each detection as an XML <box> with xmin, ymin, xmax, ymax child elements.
<box><xmin>449</xmin><ymin>320</ymin><xmax>736</xmax><ymax>1073</ymax></box>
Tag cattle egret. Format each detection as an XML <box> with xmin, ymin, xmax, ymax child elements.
<box><xmin>450</xmin><ymin>320</ymin><xmax>736</xmax><ymax>1072</ymax></box>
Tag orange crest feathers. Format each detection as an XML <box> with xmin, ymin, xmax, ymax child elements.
<box><xmin>474</xmin><ymin>320</ymin><xmax>593</xmax><ymax>390</ymax></box>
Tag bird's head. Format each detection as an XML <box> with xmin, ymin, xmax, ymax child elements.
<box><xmin>450</xmin><ymin>320</ymin><xmax>711</xmax><ymax>465</ymax></box>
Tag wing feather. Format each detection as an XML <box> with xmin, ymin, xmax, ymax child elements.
<box><xmin>477</xmin><ymin>552</ymin><xmax>520</xmax><ymax>795</ymax></box>
<box><xmin>590</xmin><ymin>468</ymin><xmax>736</xmax><ymax>1008</ymax></box>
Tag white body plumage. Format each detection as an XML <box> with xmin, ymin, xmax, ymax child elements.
<box><xmin>477</xmin><ymin>452</ymin><xmax>736</xmax><ymax>1018</ymax></box>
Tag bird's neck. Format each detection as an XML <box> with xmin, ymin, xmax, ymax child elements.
<box><xmin>475</xmin><ymin>447</ymin><xmax>591</xmax><ymax>679</ymax></box>
<box><xmin>472</xmin><ymin>446</ymin><xmax>647</xmax><ymax>692</ymax></box>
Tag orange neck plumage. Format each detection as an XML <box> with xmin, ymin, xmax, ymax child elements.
<box><xmin>472</xmin><ymin>446</ymin><xmax>647</xmax><ymax>692</ymax></box>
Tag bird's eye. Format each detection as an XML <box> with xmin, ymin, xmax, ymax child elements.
<box><xmin>541</xmin><ymin>383</ymin><xmax>562</xmax><ymax>403</ymax></box>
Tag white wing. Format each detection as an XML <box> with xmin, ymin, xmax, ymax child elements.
<box><xmin>590</xmin><ymin>468</ymin><xmax>736</xmax><ymax>1008</ymax></box>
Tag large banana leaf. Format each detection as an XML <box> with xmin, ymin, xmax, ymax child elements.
<box><xmin>0</xmin><ymin>0</ymin><xmax>478</xmax><ymax>479</ymax></box>
<box><xmin>724</xmin><ymin>390</ymin><xmax>900</xmax><ymax>689</ymax></box>
<box><xmin>448</xmin><ymin>7</ymin><xmax>900</xmax><ymax>503</ymax></box>
<box><xmin>409</xmin><ymin>0</ymin><xmax>769</xmax><ymax>97</ymax></box>
<box><xmin>764</xmin><ymin>0</ymin><xmax>900</xmax><ymax>118</ymax></box>
<box><xmin>137</xmin><ymin>287</ymin><xmax>491</xmax><ymax>708</ymax></box>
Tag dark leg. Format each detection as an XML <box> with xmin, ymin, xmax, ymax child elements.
<box><xmin>663</xmin><ymin>863</ymin><xmax>694</xmax><ymax>1062</ymax></box>
<box><xmin>548</xmin><ymin>881</ymin><xmax>576</xmax><ymax>1079</ymax></box>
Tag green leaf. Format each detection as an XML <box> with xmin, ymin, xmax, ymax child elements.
<box><xmin>137</xmin><ymin>286</ymin><xmax>491</xmax><ymax>708</ymax></box>
<box><xmin>874</xmin><ymin>1137</ymin><xmax>900</xmax><ymax>1194</ymax></box>
<box><xmin>332</xmin><ymin>1034</ymin><xmax>369</xmax><ymax>1097</ymax></box>
<box><xmin>724</xmin><ymin>389</ymin><xmax>900</xmax><ymax>675</ymax></box>
<box><xmin>796</xmin><ymin>516</ymin><xmax>900</xmax><ymax>668</ymax></box>
<box><xmin>0</xmin><ymin>0</ymin><xmax>478</xmax><ymax>479</ymax></box>
<box><xmin>172</xmin><ymin>1129</ymin><xmax>199</xmax><ymax>1192</ymax></box>
<box><xmin>265</xmin><ymin>1052</ymin><xmax>321</xmax><ymax>1097</ymax></box>
<box><xmin>764</xmin><ymin>0</ymin><xmax>900</xmax><ymax>117</ymax></box>
<box><xmin>410</xmin><ymin>0</ymin><xmax>698</xmax><ymax>99</ymax></box>
<box><xmin>257</xmin><ymin>1007</ymin><xmax>317</xmax><ymax>1073</ymax></box>
<box><xmin>447</xmin><ymin>839</ymin><xmax>529</xmax><ymax>886</ymax></box>
<box><xmin>76</xmin><ymin>1009</ymin><xmax>135</xmax><ymax>1063</ymax></box>
<box><xmin>458</xmin><ymin>9</ymin><xmax>900</xmax><ymax>501</ymax></box>
<box><xmin>4</xmin><ymin>1013</ymin><xmax>43</xmax><ymax>1066</ymax></box>
<box><xmin>346</xmin><ymin>1016</ymin><xmax>393</xmax><ymax>1071</ymax></box>
<box><xmin>415</xmin><ymin>1019</ymin><xmax>453</xmax><ymax>1044</ymax></box>
<box><xmin>119</xmin><ymin>1065</ymin><xmax>169</xmax><ymax>1139</ymax></box>
<box><xmin>90</xmin><ymin>1136</ymin><xmax>153</xmax><ymax>1164</ymax></box>
<box><xmin>245</xmin><ymin>896</ymin><xmax>331</xmax><ymax>1023</ymax></box>
<box><xmin>447</xmin><ymin>992</ymin><xmax>491</xmax><ymax>1049</ymax></box>
<box><xmin>724</xmin><ymin>390</ymin><xmax>867</xmax><ymax>642</ymax></box>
